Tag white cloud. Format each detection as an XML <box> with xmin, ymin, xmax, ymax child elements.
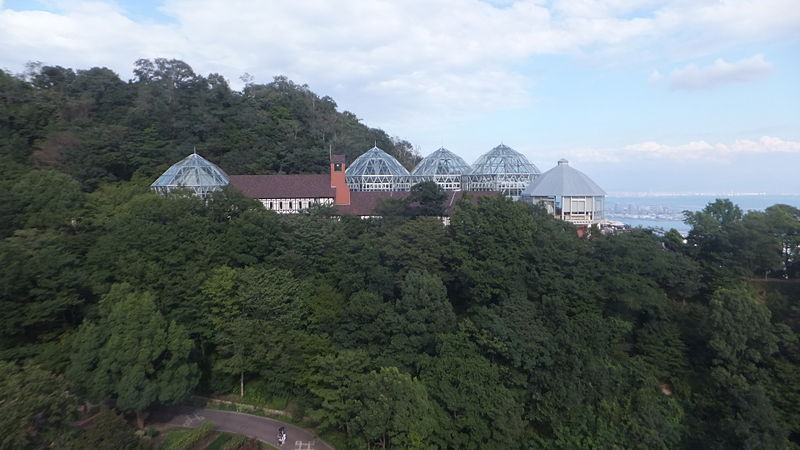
<box><xmin>648</xmin><ymin>69</ymin><xmax>662</xmax><ymax>83</ymax></box>
<box><xmin>667</xmin><ymin>54</ymin><xmax>773</xmax><ymax>90</ymax></box>
<box><xmin>565</xmin><ymin>136</ymin><xmax>800</xmax><ymax>163</ymax></box>
<box><xmin>0</xmin><ymin>0</ymin><xmax>798</xmax><ymax>129</ymax></box>
<box><xmin>0</xmin><ymin>2</ymin><xmax>182</xmax><ymax>76</ymax></box>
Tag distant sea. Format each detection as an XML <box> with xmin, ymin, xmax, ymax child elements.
<box><xmin>605</xmin><ymin>194</ymin><xmax>800</xmax><ymax>233</ymax></box>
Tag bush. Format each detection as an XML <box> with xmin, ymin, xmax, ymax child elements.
<box><xmin>242</xmin><ymin>378</ymin><xmax>288</xmax><ymax>409</ymax></box>
<box><xmin>221</xmin><ymin>434</ymin><xmax>247</xmax><ymax>450</ymax></box>
<box><xmin>161</xmin><ymin>422</ymin><xmax>216</xmax><ymax>450</ymax></box>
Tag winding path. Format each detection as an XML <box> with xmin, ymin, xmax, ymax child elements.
<box><xmin>150</xmin><ymin>405</ymin><xmax>335</xmax><ymax>450</ymax></box>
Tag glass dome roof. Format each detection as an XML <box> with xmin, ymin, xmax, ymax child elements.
<box><xmin>346</xmin><ymin>146</ymin><xmax>410</xmax><ymax>177</ymax></box>
<box><xmin>469</xmin><ymin>144</ymin><xmax>540</xmax><ymax>175</ymax></box>
<box><xmin>151</xmin><ymin>153</ymin><xmax>230</xmax><ymax>190</ymax></box>
<box><xmin>412</xmin><ymin>147</ymin><xmax>471</xmax><ymax>176</ymax></box>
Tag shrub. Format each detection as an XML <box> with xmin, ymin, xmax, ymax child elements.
<box><xmin>221</xmin><ymin>434</ymin><xmax>248</xmax><ymax>450</ymax></box>
<box><xmin>162</xmin><ymin>422</ymin><xmax>215</xmax><ymax>450</ymax></box>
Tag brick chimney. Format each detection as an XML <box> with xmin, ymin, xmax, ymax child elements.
<box><xmin>330</xmin><ymin>154</ymin><xmax>350</xmax><ymax>205</ymax></box>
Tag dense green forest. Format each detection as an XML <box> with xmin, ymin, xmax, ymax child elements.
<box><xmin>1</xmin><ymin>58</ymin><xmax>419</xmax><ymax>191</ymax></box>
<box><xmin>2</xmin><ymin>61</ymin><xmax>800</xmax><ymax>450</ymax></box>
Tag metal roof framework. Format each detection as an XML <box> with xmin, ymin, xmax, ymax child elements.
<box><xmin>346</xmin><ymin>146</ymin><xmax>412</xmax><ymax>191</ymax></box>
<box><xmin>465</xmin><ymin>144</ymin><xmax>540</xmax><ymax>196</ymax></box>
<box><xmin>151</xmin><ymin>153</ymin><xmax>230</xmax><ymax>198</ymax></box>
<box><xmin>411</xmin><ymin>147</ymin><xmax>471</xmax><ymax>190</ymax></box>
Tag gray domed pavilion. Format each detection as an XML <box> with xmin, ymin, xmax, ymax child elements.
<box><xmin>411</xmin><ymin>147</ymin><xmax>471</xmax><ymax>190</ymax></box>
<box><xmin>521</xmin><ymin>159</ymin><xmax>605</xmax><ymax>225</ymax></box>
<box><xmin>465</xmin><ymin>144</ymin><xmax>540</xmax><ymax>197</ymax></box>
<box><xmin>150</xmin><ymin>152</ymin><xmax>230</xmax><ymax>198</ymax></box>
<box><xmin>345</xmin><ymin>146</ymin><xmax>411</xmax><ymax>191</ymax></box>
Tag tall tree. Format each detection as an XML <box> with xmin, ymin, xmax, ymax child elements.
<box><xmin>68</xmin><ymin>287</ymin><xmax>199</xmax><ymax>427</ymax></box>
<box><xmin>764</xmin><ymin>204</ymin><xmax>800</xmax><ymax>278</ymax></box>
<box><xmin>386</xmin><ymin>270</ymin><xmax>456</xmax><ymax>371</ymax></box>
<box><xmin>420</xmin><ymin>332</ymin><xmax>525</xmax><ymax>449</ymax></box>
<box><xmin>698</xmin><ymin>285</ymin><xmax>789</xmax><ymax>448</ymax></box>
<box><xmin>66</xmin><ymin>407</ymin><xmax>147</xmax><ymax>450</ymax></box>
<box><xmin>0</xmin><ymin>362</ymin><xmax>78</xmax><ymax>450</ymax></box>
<box><xmin>345</xmin><ymin>367</ymin><xmax>438</xmax><ymax>449</ymax></box>
<box><xmin>406</xmin><ymin>181</ymin><xmax>446</xmax><ymax>217</ymax></box>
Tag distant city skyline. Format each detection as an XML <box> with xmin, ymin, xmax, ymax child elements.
<box><xmin>1</xmin><ymin>0</ymin><xmax>798</xmax><ymax>193</ymax></box>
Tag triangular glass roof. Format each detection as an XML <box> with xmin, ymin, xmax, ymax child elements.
<box><xmin>151</xmin><ymin>153</ymin><xmax>230</xmax><ymax>189</ymax></box>
<box><xmin>346</xmin><ymin>146</ymin><xmax>410</xmax><ymax>177</ymax></box>
<box><xmin>412</xmin><ymin>147</ymin><xmax>471</xmax><ymax>176</ymax></box>
<box><xmin>523</xmin><ymin>159</ymin><xmax>606</xmax><ymax>197</ymax></box>
<box><xmin>469</xmin><ymin>144</ymin><xmax>540</xmax><ymax>175</ymax></box>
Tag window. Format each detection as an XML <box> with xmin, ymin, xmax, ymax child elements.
<box><xmin>334</xmin><ymin>163</ymin><xmax>343</xmax><ymax>172</ymax></box>
<box><xmin>571</xmin><ymin>198</ymin><xmax>586</xmax><ymax>216</ymax></box>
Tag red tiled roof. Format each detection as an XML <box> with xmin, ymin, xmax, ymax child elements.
<box><xmin>336</xmin><ymin>191</ymin><xmax>409</xmax><ymax>216</ymax></box>
<box><xmin>229</xmin><ymin>174</ymin><xmax>334</xmax><ymax>199</ymax></box>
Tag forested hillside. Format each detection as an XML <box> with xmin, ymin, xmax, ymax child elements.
<box><xmin>1</xmin><ymin>59</ymin><xmax>419</xmax><ymax>190</ymax></box>
<box><xmin>2</xmin><ymin>61</ymin><xmax>800</xmax><ymax>450</ymax></box>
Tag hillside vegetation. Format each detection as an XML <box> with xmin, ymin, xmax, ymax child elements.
<box><xmin>1</xmin><ymin>59</ymin><xmax>418</xmax><ymax>190</ymax></box>
<box><xmin>1</xmin><ymin>61</ymin><xmax>800</xmax><ymax>450</ymax></box>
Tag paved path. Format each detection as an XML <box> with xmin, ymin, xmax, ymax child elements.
<box><xmin>150</xmin><ymin>406</ymin><xmax>335</xmax><ymax>450</ymax></box>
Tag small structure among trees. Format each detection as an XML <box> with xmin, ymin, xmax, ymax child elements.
<box><xmin>521</xmin><ymin>159</ymin><xmax>606</xmax><ymax>226</ymax></box>
<box><xmin>150</xmin><ymin>152</ymin><xmax>230</xmax><ymax>198</ymax></box>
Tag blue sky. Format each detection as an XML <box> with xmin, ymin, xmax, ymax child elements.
<box><xmin>2</xmin><ymin>0</ymin><xmax>799</xmax><ymax>193</ymax></box>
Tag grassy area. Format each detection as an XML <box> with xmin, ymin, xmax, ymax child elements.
<box><xmin>159</xmin><ymin>429</ymin><xmax>194</xmax><ymax>450</ymax></box>
<box><xmin>159</xmin><ymin>422</ymin><xmax>215</xmax><ymax>450</ymax></box>
<box><xmin>160</xmin><ymin>429</ymin><xmax>273</xmax><ymax>450</ymax></box>
<box><xmin>240</xmin><ymin>392</ymin><xmax>289</xmax><ymax>411</ymax></box>
<box><xmin>204</xmin><ymin>433</ymin><xmax>231</xmax><ymax>450</ymax></box>
<box><xmin>216</xmin><ymin>380</ymin><xmax>291</xmax><ymax>411</ymax></box>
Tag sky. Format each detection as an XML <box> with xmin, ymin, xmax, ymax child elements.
<box><xmin>1</xmin><ymin>0</ymin><xmax>799</xmax><ymax>194</ymax></box>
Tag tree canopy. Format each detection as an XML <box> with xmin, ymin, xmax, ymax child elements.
<box><xmin>2</xmin><ymin>60</ymin><xmax>800</xmax><ymax>449</ymax></box>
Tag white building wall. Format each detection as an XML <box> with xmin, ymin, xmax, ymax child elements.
<box><xmin>259</xmin><ymin>197</ymin><xmax>334</xmax><ymax>214</ymax></box>
<box><xmin>560</xmin><ymin>195</ymin><xmax>604</xmax><ymax>225</ymax></box>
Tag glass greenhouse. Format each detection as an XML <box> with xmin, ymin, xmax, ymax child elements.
<box><xmin>465</xmin><ymin>144</ymin><xmax>541</xmax><ymax>197</ymax></box>
<box><xmin>151</xmin><ymin>153</ymin><xmax>230</xmax><ymax>198</ymax></box>
<box><xmin>345</xmin><ymin>146</ymin><xmax>412</xmax><ymax>191</ymax></box>
<box><xmin>411</xmin><ymin>147</ymin><xmax>471</xmax><ymax>190</ymax></box>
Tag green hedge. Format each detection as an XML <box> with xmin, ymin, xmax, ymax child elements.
<box><xmin>221</xmin><ymin>434</ymin><xmax>248</xmax><ymax>450</ymax></box>
<box><xmin>161</xmin><ymin>422</ymin><xmax>216</xmax><ymax>450</ymax></box>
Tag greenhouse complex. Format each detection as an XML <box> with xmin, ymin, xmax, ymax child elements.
<box><xmin>152</xmin><ymin>144</ymin><xmax>607</xmax><ymax>227</ymax></box>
